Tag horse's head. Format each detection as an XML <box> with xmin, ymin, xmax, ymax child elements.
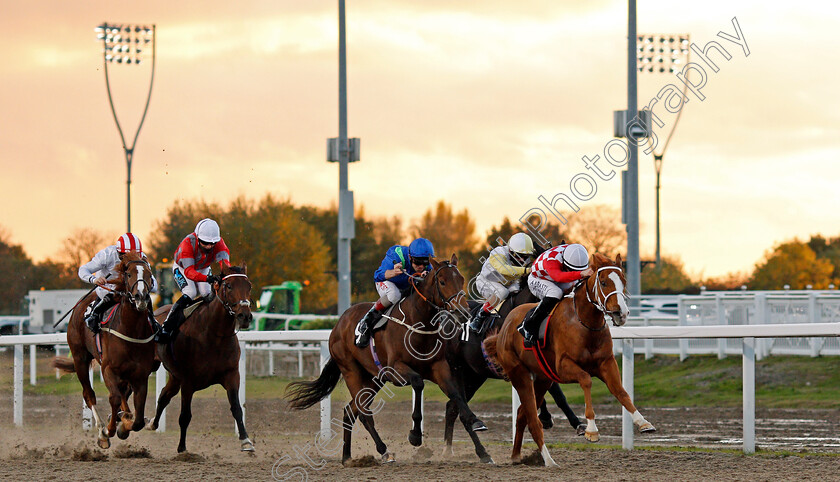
<box><xmin>418</xmin><ymin>254</ymin><xmax>470</xmax><ymax>321</ymax></box>
<box><xmin>216</xmin><ymin>264</ymin><xmax>253</xmax><ymax>330</ymax></box>
<box><xmin>587</xmin><ymin>253</ymin><xmax>629</xmax><ymax>326</ymax></box>
<box><xmin>118</xmin><ymin>252</ymin><xmax>153</xmax><ymax>313</ymax></box>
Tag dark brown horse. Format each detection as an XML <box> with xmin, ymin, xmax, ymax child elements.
<box><xmin>484</xmin><ymin>253</ymin><xmax>655</xmax><ymax>466</ymax></box>
<box><xmin>440</xmin><ymin>280</ymin><xmax>584</xmax><ymax>458</ymax></box>
<box><xmin>286</xmin><ymin>255</ymin><xmax>493</xmax><ymax>464</ymax></box>
<box><xmin>53</xmin><ymin>252</ymin><xmax>157</xmax><ymax>449</ymax></box>
<box><xmin>147</xmin><ymin>264</ymin><xmax>254</xmax><ymax>453</ymax></box>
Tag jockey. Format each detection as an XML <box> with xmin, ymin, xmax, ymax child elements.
<box><xmin>79</xmin><ymin>233</ymin><xmax>157</xmax><ymax>334</ymax></box>
<box><xmin>155</xmin><ymin>218</ymin><xmax>231</xmax><ymax>344</ymax></box>
<box><xmin>468</xmin><ymin>232</ymin><xmax>536</xmax><ymax>334</ymax></box>
<box><xmin>354</xmin><ymin>237</ymin><xmax>435</xmax><ymax>348</ymax></box>
<box><xmin>518</xmin><ymin>243</ymin><xmax>593</xmax><ymax>346</ymax></box>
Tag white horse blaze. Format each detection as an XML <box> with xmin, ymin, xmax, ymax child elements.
<box><xmin>608</xmin><ymin>272</ymin><xmax>628</xmax><ymax>315</ymax></box>
<box><xmin>135</xmin><ymin>265</ymin><xmax>147</xmax><ymax>297</ymax></box>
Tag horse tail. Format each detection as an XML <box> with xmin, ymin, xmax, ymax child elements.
<box><xmin>483</xmin><ymin>334</ymin><xmax>499</xmax><ymax>358</ymax></box>
<box><xmin>52</xmin><ymin>356</ymin><xmax>76</xmax><ymax>374</ymax></box>
<box><xmin>285</xmin><ymin>358</ymin><xmax>342</xmax><ymax>410</ymax></box>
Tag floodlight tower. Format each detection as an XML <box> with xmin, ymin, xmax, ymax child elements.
<box><xmin>636</xmin><ymin>33</ymin><xmax>690</xmax><ymax>269</ymax></box>
<box><xmin>95</xmin><ymin>22</ymin><xmax>156</xmax><ymax>232</ymax></box>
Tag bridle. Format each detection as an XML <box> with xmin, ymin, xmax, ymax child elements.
<box><xmin>570</xmin><ymin>265</ymin><xmax>629</xmax><ymax>331</ymax></box>
<box><xmin>122</xmin><ymin>258</ymin><xmax>152</xmax><ymax>309</ymax></box>
<box><xmin>216</xmin><ymin>273</ymin><xmax>252</xmax><ymax>317</ymax></box>
<box><xmin>408</xmin><ymin>262</ymin><xmax>465</xmax><ymax>313</ymax></box>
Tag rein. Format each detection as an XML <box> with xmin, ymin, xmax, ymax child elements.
<box><xmin>391</xmin><ymin>262</ymin><xmax>463</xmax><ymax>335</ymax></box>
<box><xmin>212</xmin><ymin>272</ymin><xmax>252</xmax><ymax>337</ymax></box>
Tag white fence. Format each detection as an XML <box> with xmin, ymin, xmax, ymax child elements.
<box><xmin>4</xmin><ymin>322</ymin><xmax>840</xmax><ymax>454</ymax></box>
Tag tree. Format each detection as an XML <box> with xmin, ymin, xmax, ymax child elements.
<box><xmin>807</xmin><ymin>234</ymin><xmax>840</xmax><ymax>279</ymax></box>
<box><xmin>750</xmin><ymin>240</ymin><xmax>836</xmax><ymax>290</ymax></box>
<box><xmin>412</xmin><ymin>201</ymin><xmax>481</xmax><ymax>278</ymax></box>
<box><xmin>147</xmin><ymin>196</ymin><xmax>336</xmax><ymax>312</ymax></box>
<box><xmin>641</xmin><ymin>256</ymin><xmax>696</xmax><ymax>294</ymax></box>
<box><xmin>566</xmin><ymin>205</ymin><xmax>626</xmax><ymax>257</ymax></box>
<box><xmin>0</xmin><ymin>229</ymin><xmax>36</xmax><ymax>314</ymax></box>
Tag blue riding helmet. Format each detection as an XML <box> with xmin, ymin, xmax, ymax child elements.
<box><xmin>408</xmin><ymin>238</ymin><xmax>435</xmax><ymax>259</ymax></box>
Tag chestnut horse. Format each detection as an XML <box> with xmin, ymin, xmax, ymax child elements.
<box><xmin>286</xmin><ymin>255</ymin><xmax>493</xmax><ymax>464</ymax></box>
<box><xmin>147</xmin><ymin>264</ymin><xmax>254</xmax><ymax>453</ymax></box>
<box><xmin>484</xmin><ymin>253</ymin><xmax>656</xmax><ymax>466</ymax></box>
<box><xmin>53</xmin><ymin>252</ymin><xmax>157</xmax><ymax>449</ymax></box>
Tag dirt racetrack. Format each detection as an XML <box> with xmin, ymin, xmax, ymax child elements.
<box><xmin>1</xmin><ymin>391</ymin><xmax>838</xmax><ymax>481</ymax></box>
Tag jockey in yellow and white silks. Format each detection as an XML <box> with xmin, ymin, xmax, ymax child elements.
<box><xmin>468</xmin><ymin>233</ymin><xmax>536</xmax><ymax>333</ymax></box>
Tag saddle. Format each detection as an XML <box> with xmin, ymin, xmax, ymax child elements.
<box><xmin>522</xmin><ymin>304</ymin><xmax>558</xmax><ymax>350</ymax></box>
<box><xmin>369</xmin><ymin>302</ymin><xmax>400</xmax><ymax>333</ymax></box>
<box><xmin>468</xmin><ymin>303</ymin><xmax>501</xmax><ymax>337</ymax></box>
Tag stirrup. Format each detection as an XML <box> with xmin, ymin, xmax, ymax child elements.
<box><xmin>518</xmin><ymin>323</ymin><xmax>537</xmax><ymax>347</ymax></box>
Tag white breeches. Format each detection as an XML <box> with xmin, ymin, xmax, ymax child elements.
<box><xmin>176</xmin><ymin>265</ymin><xmax>211</xmax><ymax>299</ymax></box>
<box><xmin>375</xmin><ymin>280</ymin><xmax>402</xmax><ymax>306</ymax></box>
<box><xmin>475</xmin><ymin>276</ymin><xmax>514</xmax><ymax>302</ymax></box>
<box><xmin>527</xmin><ymin>274</ymin><xmax>574</xmax><ymax>300</ymax></box>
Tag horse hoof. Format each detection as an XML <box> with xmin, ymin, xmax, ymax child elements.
<box><xmin>408</xmin><ymin>431</ymin><xmax>422</xmax><ymax>447</ymax></box>
<box><xmin>639</xmin><ymin>423</ymin><xmax>656</xmax><ymax>433</ymax></box>
<box><xmin>97</xmin><ymin>437</ymin><xmax>111</xmax><ymax>450</ymax></box>
<box><xmin>585</xmin><ymin>431</ymin><xmax>600</xmax><ymax>442</ymax></box>
<box><xmin>471</xmin><ymin>420</ymin><xmax>488</xmax><ymax>432</ymax></box>
<box><xmin>241</xmin><ymin>438</ymin><xmax>255</xmax><ymax>452</ymax></box>
<box><xmin>116</xmin><ymin>424</ymin><xmax>130</xmax><ymax>440</ymax></box>
<box><xmin>441</xmin><ymin>446</ymin><xmax>455</xmax><ymax>458</ymax></box>
<box><xmin>145</xmin><ymin>420</ymin><xmax>157</xmax><ymax>431</ymax></box>
<box><xmin>480</xmin><ymin>454</ymin><xmax>495</xmax><ymax>465</ymax></box>
<box><xmin>575</xmin><ymin>424</ymin><xmax>587</xmax><ymax>436</ymax></box>
<box><xmin>539</xmin><ymin>416</ymin><xmax>554</xmax><ymax>430</ymax></box>
<box><xmin>381</xmin><ymin>452</ymin><xmax>396</xmax><ymax>464</ymax></box>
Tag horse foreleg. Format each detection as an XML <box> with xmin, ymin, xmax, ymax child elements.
<box><xmin>177</xmin><ymin>387</ymin><xmax>194</xmax><ymax>453</ymax></box>
<box><xmin>223</xmin><ymin>371</ymin><xmax>254</xmax><ymax>452</ymax></box>
<box><xmin>599</xmin><ymin>357</ymin><xmax>656</xmax><ymax>433</ymax></box>
<box><xmin>129</xmin><ymin>379</ymin><xmax>149</xmax><ymax>432</ymax></box>
<box><xmin>538</xmin><ymin>399</ymin><xmax>554</xmax><ymax>429</ymax></box>
<box><xmin>442</xmin><ymin>399</ymin><xmax>458</xmax><ymax>457</ymax></box>
<box><xmin>508</xmin><ymin>365</ymin><xmax>556</xmax><ymax>467</ymax></box>
<box><xmin>429</xmin><ymin>362</ymin><xmax>493</xmax><ymax>464</ymax></box>
<box><xmin>149</xmin><ymin>375</ymin><xmax>180</xmax><ymax>431</ymax></box>
<box><xmin>547</xmin><ymin>382</ymin><xmax>585</xmax><ymax>434</ymax></box>
<box><xmin>562</xmin><ymin>358</ymin><xmax>598</xmax><ymax>442</ymax></box>
<box><xmin>408</xmin><ymin>376</ymin><xmax>424</xmax><ymax>447</ymax></box>
<box><xmin>101</xmin><ymin>367</ymin><xmax>122</xmax><ymax>440</ymax></box>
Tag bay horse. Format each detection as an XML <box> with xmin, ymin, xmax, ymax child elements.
<box><xmin>146</xmin><ymin>264</ymin><xmax>254</xmax><ymax>453</ymax></box>
<box><xmin>285</xmin><ymin>255</ymin><xmax>493</xmax><ymax>465</ymax></box>
<box><xmin>53</xmin><ymin>252</ymin><xmax>157</xmax><ymax>449</ymax></box>
<box><xmin>440</xmin><ymin>276</ymin><xmax>585</xmax><ymax>458</ymax></box>
<box><xmin>484</xmin><ymin>253</ymin><xmax>656</xmax><ymax>466</ymax></box>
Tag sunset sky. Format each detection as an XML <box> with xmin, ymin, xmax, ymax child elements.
<box><xmin>1</xmin><ymin>1</ymin><xmax>839</xmax><ymax>279</ymax></box>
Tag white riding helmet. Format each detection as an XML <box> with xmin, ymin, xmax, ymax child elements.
<box><xmin>562</xmin><ymin>243</ymin><xmax>589</xmax><ymax>271</ymax></box>
<box><xmin>508</xmin><ymin>233</ymin><xmax>535</xmax><ymax>256</ymax></box>
<box><xmin>195</xmin><ymin>218</ymin><xmax>221</xmax><ymax>243</ymax></box>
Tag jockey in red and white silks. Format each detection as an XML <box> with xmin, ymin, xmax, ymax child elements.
<box><xmin>78</xmin><ymin>233</ymin><xmax>156</xmax><ymax>333</ymax></box>
<box><xmin>518</xmin><ymin>243</ymin><xmax>593</xmax><ymax>345</ymax></box>
<box><xmin>156</xmin><ymin>218</ymin><xmax>231</xmax><ymax>344</ymax></box>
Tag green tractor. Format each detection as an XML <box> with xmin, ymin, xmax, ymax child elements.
<box><xmin>253</xmin><ymin>281</ymin><xmax>305</xmax><ymax>330</ymax></box>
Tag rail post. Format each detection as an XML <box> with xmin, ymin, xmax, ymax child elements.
<box><xmin>622</xmin><ymin>338</ymin><xmax>635</xmax><ymax>450</ymax></box>
<box><xmin>14</xmin><ymin>344</ymin><xmax>23</xmax><ymax>426</ymax></box>
<box><xmin>319</xmin><ymin>341</ymin><xmax>331</xmax><ymax>440</ymax></box>
<box><xmin>742</xmin><ymin>336</ymin><xmax>755</xmax><ymax>454</ymax></box>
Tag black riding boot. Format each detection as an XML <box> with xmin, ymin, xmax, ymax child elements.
<box><xmin>84</xmin><ymin>293</ymin><xmax>115</xmax><ymax>334</ymax></box>
<box><xmin>156</xmin><ymin>295</ymin><xmax>192</xmax><ymax>344</ymax></box>
<box><xmin>518</xmin><ymin>297</ymin><xmax>561</xmax><ymax>346</ymax></box>
<box><xmin>469</xmin><ymin>309</ymin><xmax>491</xmax><ymax>334</ymax></box>
<box><xmin>354</xmin><ymin>306</ymin><xmax>383</xmax><ymax>348</ymax></box>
